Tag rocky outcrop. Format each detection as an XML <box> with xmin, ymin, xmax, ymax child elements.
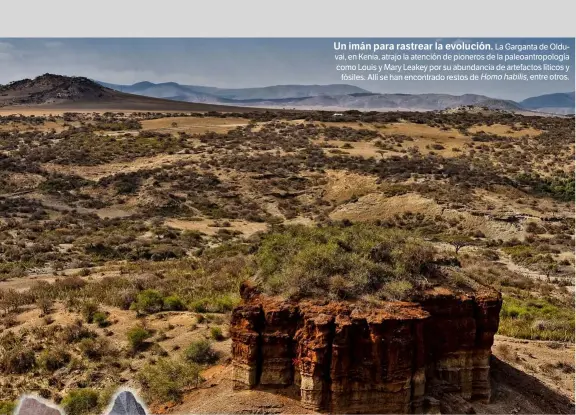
<box><xmin>231</xmin><ymin>284</ymin><xmax>502</xmax><ymax>414</ymax></box>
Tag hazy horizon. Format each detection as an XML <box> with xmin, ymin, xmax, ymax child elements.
<box><xmin>0</xmin><ymin>38</ymin><xmax>574</xmax><ymax>101</ymax></box>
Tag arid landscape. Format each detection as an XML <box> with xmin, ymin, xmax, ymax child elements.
<box><xmin>0</xmin><ymin>74</ymin><xmax>574</xmax><ymax>414</ymax></box>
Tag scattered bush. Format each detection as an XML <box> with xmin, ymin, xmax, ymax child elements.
<box><xmin>131</xmin><ymin>289</ymin><xmax>164</xmax><ymax>315</ymax></box>
<box><xmin>81</xmin><ymin>302</ymin><xmax>99</xmax><ymax>323</ymax></box>
<box><xmin>79</xmin><ymin>337</ymin><xmax>112</xmax><ymax>360</ymax></box>
<box><xmin>163</xmin><ymin>295</ymin><xmax>185</xmax><ymax>311</ymax></box>
<box><xmin>256</xmin><ymin>224</ymin><xmax>437</xmax><ymax>299</ymax></box>
<box><xmin>61</xmin><ymin>322</ymin><xmax>97</xmax><ymax>343</ymax></box>
<box><xmin>37</xmin><ymin>297</ymin><xmax>53</xmax><ymax>316</ymax></box>
<box><xmin>38</xmin><ymin>349</ymin><xmax>71</xmax><ymax>372</ymax></box>
<box><xmin>210</xmin><ymin>327</ymin><xmax>224</xmax><ymax>341</ymax></box>
<box><xmin>127</xmin><ymin>326</ymin><xmax>151</xmax><ymax>352</ymax></box>
<box><xmin>0</xmin><ymin>348</ymin><xmax>35</xmax><ymax>374</ymax></box>
<box><xmin>379</xmin><ymin>280</ymin><xmax>413</xmax><ymax>300</ymax></box>
<box><xmin>184</xmin><ymin>339</ymin><xmax>218</xmax><ymax>364</ymax></box>
<box><xmin>0</xmin><ymin>401</ymin><xmax>16</xmax><ymax>415</ymax></box>
<box><xmin>499</xmin><ymin>296</ymin><xmax>574</xmax><ymax>342</ymax></box>
<box><xmin>61</xmin><ymin>388</ymin><xmax>99</xmax><ymax>415</ymax></box>
<box><xmin>138</xmin><ymin>358</ymin><xmax>202</xmax><ymax>402</ymax></box>
<box><xmin>92</xmin><ymin>311</ymin><xmax>110</xmax><ymax>327</ymax></box>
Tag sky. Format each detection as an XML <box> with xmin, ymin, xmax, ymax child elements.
<box><xmin>0</xmin><ymin>38</ymin><xmax>574</xmax><ymax>101</ymax></box>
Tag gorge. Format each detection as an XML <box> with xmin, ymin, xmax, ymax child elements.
<box><xmin>231</xmin><ymin>282</ymin><xmax>502</xmax><ymax>414</ymax></box>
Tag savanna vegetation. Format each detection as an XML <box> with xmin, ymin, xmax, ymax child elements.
<box><xmin>0</xmin><ymin>108</ymin><xmax>573</xmax><ymax>412</ymax></box>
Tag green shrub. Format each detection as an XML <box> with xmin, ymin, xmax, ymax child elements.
<box><xmin>130</xmin><ymin>289</ymin><xmax>164</xmax><ymax>314</ymax></box>
<box><xmin>163</xmin><ymin>295</ymin><xmax>185</xmax><ymax>311</ymax></box>
<box><xmin>184</xmin><ymin>339</ymin><xmax>218</xmax><ymax>364</ymax></box>
<box><xmin>138</xmin><ymin>358</ymin><xmax>202</xmax><ymax>403</ymax></box>
<box><xmin>37</xmin><ymin>297</ymin><xmax>53</xmax><ymax>316</ymax></box>
<box><xmin>38</xmin><ymin>349</ymin><xmax>71</xmax><ymax>372</ymax></box>
<box><xmin>61</xmin><ymin>322</ymin><xmax>97</xmax><ymax>343</ymax></box>
<box><xmin>61</xmin><ymin>389</ymin><xmax>99</xmax><ymax>415</ymax></box>
<box><xmin>0</xmin><ymin>401</ymin><xmax>15</xmax><ymax>415</ymax></box>
<box><xmin>256</xmin><ymin>224</ymin><xmax>437</xmax><ymax>299</ymax></box>
<box><xmin>189</xmin><ymin>299</ymin><xmax>210</xmax><ymax>313</ymax></box>
<box><xmin>127</xmin><ymin>326</ymin><xmax>151</xmax><ymax>352</ymax></box>
<box><xmin>0</xmin><ymin>348</ymin><xmax>35</xmax><ymax>374</ymax></box>
<box><xmin>499</xmin><ymin>296</ymin><xmax>575</xmax><ymax>342</ymax></box>
<box><xmin>210</xmin><ymin>327</ymin><xmax>224</xmax><ymax>341</ymax></box>
<box><xmin>92</xmin><ymin>312</ymin><xmax>110</xmax><ymax>327</ymax></box>
<box><xmin>189</xmin><ymin>295</ymin><xmax>239</xmax><ymax>313</ymax></box>
<box><xmin>379</xmin><ymin>280</ymin><xmax>413</xmax><ymax>300</ymax></box>
<box><xmin>213</xmin><ymin>295</ymin><xmax>240</xmax><ymax>312</ymax></box>
<box><xmin>81</xmin><ymin>301</ymin><xmax>99</xmax><ymax>323</ymax></box>
<box><xmin>79</xmin><ymin>337</ymin><xmax>111</xmax><ymax>360</ymax></box>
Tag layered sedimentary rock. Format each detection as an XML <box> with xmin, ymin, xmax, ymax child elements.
<box><xmin>231</xmin><ymin>283</ymin><xmax>502</xmax><ymax>414</ymax></box>
<box><xmin>417</xmin><ymin>290</ymin><xmax>501</xmax><ymax>404</ymax></box>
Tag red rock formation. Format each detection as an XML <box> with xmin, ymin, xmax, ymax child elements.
<box><xmin>230</xmin><ymin>285</ymin><xmax>501</xmax><ymax>414</ymax></box>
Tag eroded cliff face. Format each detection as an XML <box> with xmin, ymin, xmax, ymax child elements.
<box><xmin>231</xmin><ymin>283</ymin><xmax>502</xmax><ymax>414</ymax></box>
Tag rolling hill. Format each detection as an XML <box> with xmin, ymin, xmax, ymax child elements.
<box><xmin>0</xmin><ymin>74</ymin><xmax>257</xmax><ymax>112</ymax></box>
<box><xmin>519</xmin><ymin>91</ymin><xmax>575</xmax><ymax>115</ymax></box>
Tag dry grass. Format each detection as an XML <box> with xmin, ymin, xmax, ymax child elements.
<box><xmin>381</xmin><ymin>122</ymin><xmax>466</xmax><ymax>139</ymax></box>
<box><xmin>315</xmin><ymin>139</ymin><xmax>393</xmax><ymax>159</ymax></box>
<box><xmin>468</xmin><ymin>123</ymin><xmax>542</xmax><ymax>138</ymax></box>
<box><xmin>41</xmin><ymin>153</ymin><xmax>200</xmax><ymax>181</ymax></box>
<box><xmin>140</xmin><ymin>116</ymin><xmax>249</xmax><ymax>134</ymax></box>
<box><xmin>165</xmin><ymin>218</ymin><xmax>268</xmax><ymax>238</ymax></box>
<box><xmin>0</xmin><ymin>120</ymin><xmax>65</xmax><ymax>132</ymax></box>
<box><xmin>322</xmin><ymin>170</ymin><xmax>379</xmax><ymax>204</ymax></box>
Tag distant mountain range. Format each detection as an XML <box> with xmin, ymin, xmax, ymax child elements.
<box><xmin>98</xmin><ymin>80</ymin><xmax>575</xmax><ymax>114</ymax></box>
<box><xmin>519</xmin><ymin>91</ymin><xmax>575</xmax><ymax>115</ymax></box>
<box><xmin>98</xmin><ymin>81</ymin><xmax>370</xmax><ymax>101</ymax></box>
<box><xmin>1</xmin><ymin>74</ymin><xmax>573</xmax><ymax>114</ymax></box>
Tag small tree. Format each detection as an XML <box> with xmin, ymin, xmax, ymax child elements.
<box><xmin>537</xmin><ymin>260</ymin><xmax>559</xmax><ymax>281</ymax></box>
<box><xmin>440</xmin><ymin>235</ymin><xmax>476</xmax><ymax>254</ymax></box>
